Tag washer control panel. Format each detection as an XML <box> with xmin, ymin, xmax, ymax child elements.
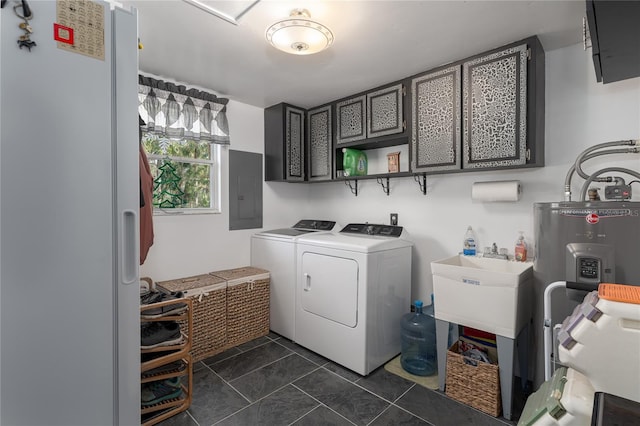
<box><xmin>293</xmin><ymin>220</ymin><xmax>336</xmax><ymax>230</ymax></box>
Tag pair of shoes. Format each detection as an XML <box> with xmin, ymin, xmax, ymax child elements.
<box><xmin>140</xmin><ymin>290</ymin><xmax>187</xmax><ymax>318</ymax></box>
<box><xmin>141</xmin><ymin>377</ymin><xmax>183</xmax><ymax>406</ymax></box>
<box><xmin>141</xmin><ymin>321</ymin><xmax>182</xmax><ymax>349</ymax></box>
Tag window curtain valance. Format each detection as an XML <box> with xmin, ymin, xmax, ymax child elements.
<box><xmin>138</xmin><ymin>75</ymin><xmax>230</xmax><ymax>144</ymax></box>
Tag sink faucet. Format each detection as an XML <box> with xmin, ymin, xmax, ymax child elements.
<box><xmin>484</xmin><ymin>242</ymin><xmax>509</xmax><ymax>260</ymax></box>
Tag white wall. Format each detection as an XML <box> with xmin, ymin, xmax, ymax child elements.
<box><xmin>141</xmin><ymin>43</ymin><xmax>640</xmax><ymax>292</ymax></box>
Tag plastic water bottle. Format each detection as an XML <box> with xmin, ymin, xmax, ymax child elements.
<box><xmin>463</xmin><ymin>226</ymin><xmax>477</xmax><ymax>256</ymax></box>
<box><xmin>400</xmin><ymin>299</ymin><xmax>437</xmax><ymax>376</ymax></box>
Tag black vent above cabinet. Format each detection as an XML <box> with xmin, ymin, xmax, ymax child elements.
<box><xmin>586</xmin><ymin>0</ymin><xmax>640</xmax><ymax>84</ymax></box>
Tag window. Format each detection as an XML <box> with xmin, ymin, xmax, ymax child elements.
<box><xmin>138</xmin><ymin>74</ymin><xmax>230</xmax><ymax>214</ymax></box>
<box><xmin>142</xmin><ymin>132</ymin><xmax>221</xmax><ymax>213</ymax></box>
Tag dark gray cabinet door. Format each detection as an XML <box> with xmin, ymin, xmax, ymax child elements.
<box><xmin>367</xmin><ymin>83</ymin><xmax>404</xmax><ymax>139</ymax></box>
<box><xmin>463</xmin><ymin>43</ymin><xmax>528</xmax><ymax>169</ymax></box>
<box><xmin>264</xmin><ymin>103</ymin><xmax>306</xmax><ymax>181</ymax></box>
<box><xmin>411</xmin><ymin>65</ymin><xmax>461</xmax><ymax>172</ymax></box>
<box><xmin>285</xmin><ymin>106</ymin><xmax>305</xmax><ymax>181</ymax></box>
<box><xmin>336</xmin><ymin>95</ymin><xmax>366</xmax><ymax>145</ymax></box>
<box><xmin>307</xmin><ymin>105</ymin><xmax>332</xmax><ymax>181</ymax></box>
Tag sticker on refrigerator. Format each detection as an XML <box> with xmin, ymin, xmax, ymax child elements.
<box><xmin>53</xmin><ymin>23</ymin><xmax>74</xmax><ymax>45</ymax></box>
<box><xmin>56</xmin><ymin>0</ymin><xmax>104</xmax><ymax>60</ymax></box>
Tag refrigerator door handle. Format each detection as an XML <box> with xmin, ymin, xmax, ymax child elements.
<box><xmin>121</xmin><ymin>209</ymin><xmax>138</xmax><ymax>284</ymax></box>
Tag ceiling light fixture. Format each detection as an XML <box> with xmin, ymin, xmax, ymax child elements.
<box><xmin>265</xmin><ymin>9</ymin><xmax>334</xmax><ymax>55</ymax></box>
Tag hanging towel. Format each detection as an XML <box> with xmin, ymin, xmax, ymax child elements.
<box><xmin>139</xmin><ymin>120</ymin><xmax>154</xmax><ymax>265</ymax></box>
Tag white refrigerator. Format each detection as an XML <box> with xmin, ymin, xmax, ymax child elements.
<box><xmin>0</xmin><ymin>1</ymin><xmax>140</xmax><ymax>424</ymax></box>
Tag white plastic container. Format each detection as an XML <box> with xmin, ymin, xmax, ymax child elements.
<box><xmin>518</xmin><ymin>367</ymin><xmax>594</xmax><ymax>426</ymax></box>
<box><xmin>558</xmin><ymin>295</ymin><xmax>640</xmax><ymax>402</ymax></box>
<box><xmin>431</xmin><ymin>255</ymin><xmax>533</xmax><ymax>338</ymax></box>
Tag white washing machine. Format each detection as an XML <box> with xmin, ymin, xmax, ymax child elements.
<box><xmin>295</xmin><ymin>223</ymin><xmax>413</xmax><ymax>375</ymax></box>
<box><xmin>250</xmin><ymin>220</ymin><xmax>337</xmax><ymax>340</ymax></box>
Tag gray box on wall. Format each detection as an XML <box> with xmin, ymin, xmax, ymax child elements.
<box><xmin>229</xmin><ymin>150</ymin><xmax>263</xmax><ymax>230</ymax></box>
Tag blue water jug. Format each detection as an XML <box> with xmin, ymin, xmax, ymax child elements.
<box><xmin>400</xmin><ymin>299</ymin><xmax>437</xmax><ymax>376</ymax></box>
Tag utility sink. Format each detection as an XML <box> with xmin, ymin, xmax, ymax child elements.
<box><xmin>431</xmin><ymin>255</ymin><xmax>533</xmax><ymax>339</ymax></box>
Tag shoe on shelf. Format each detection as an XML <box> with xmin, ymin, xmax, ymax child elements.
<box><xmin>142</xmin><ymin>360</ymin><xmax>187</xmax><ymax>379</ymax></box>
<box><xmin>140</xmin><ymin>290</ymin><xmax>187</xmax><ymax>318</ymax></box>
<box><xmin>141</xmin><ymin>350</ymin><xmax>175</xmax><ymax>364</ymax></box>
<box><xmin>140</xmin><ymin>321</ymin><xmax>183</xmax><ymax>349</ymax></box>
<box><xmin>141</xmin><ymin>377</ymin><xmax>183</xmax><ymax>406</ymax></box>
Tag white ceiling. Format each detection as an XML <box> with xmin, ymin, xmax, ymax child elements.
<box><xmin>125</xmin><ymin>0</ymin><xmax>586</xmax><ymax>109</ymax></box>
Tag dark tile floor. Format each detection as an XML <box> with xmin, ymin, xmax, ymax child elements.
<box><xmin>155</xmin><ymin>333</ymin><xmax>524</xmax><ymax>426</ymax></box>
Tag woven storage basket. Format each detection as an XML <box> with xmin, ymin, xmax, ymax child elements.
<box><xmin>445</xmin><ymin>340</ymin><xmax>502</xmax><ymax>417</ymax></box>
<box><xmin>157</xmin><ymin>274</ymin><xmax>227</xmax><ymax>362</ymax></box>
<box><xmin>210</xmin><ymin>267</ymin><xmax>270</xmax><ymax>348</ymax></box>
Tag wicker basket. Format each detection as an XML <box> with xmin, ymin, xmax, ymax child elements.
<box><xmin>210</xmin><ymin>267</ymin><xmax>270</xmax><ymax>348</ymax></box>
<box><xmin>445</xmin><ymin>340</ymin><xmax>502</xmax><ymax>417</ymax></box>
<box><xmin>157</xmin><ymin>274</ymin><xmax>227</xmax><ymax>362</ymax></box>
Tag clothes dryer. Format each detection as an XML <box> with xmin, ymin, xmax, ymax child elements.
<box><xmin>250</xmin><ymin>220</ymin><xmax>337</xmax><ymax>340</ymax></box>
<box><xmin>295</xmin><ymin>224</ymin><xmax>413</xmax><ymax>375</ymax></box>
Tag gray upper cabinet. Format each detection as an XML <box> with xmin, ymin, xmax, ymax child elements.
<box><xmin>264</xmin><ymin>103</ymin><xmax>305</xmax><ymax>181</ymax></box>
<box><xmin>367</xmin><ymin>83</ymin><xmax>404</xmax><ymax>139</ymax></box>
<box><xmin>411</xmin><ymin>65</ymin><xmax>461</xmax><ymax>172</ymax></box>
<box><xmin>336</xmin><ymin>95</ymin><xmax>366</xmax><ymax>145</ymax></box>
<box><xmin>336</xmin><ymin>85</ymin><xmax>406</xmax><ymax>146</ymax></box>
<box><xmin>410</xmin><ymin>36</ymin><xmax>544</xmax><ymax>174</ymax></box>
<box><xmin>265</xmin><ymin>36</ymin><xmax>544</xmax><ymax>183</ymax></box>
<box><xmin>307</xmin><ymin>105</ymin><xmax>333</xmax><ymax>181</ymax></box>
<box><xmin>463</xmin><ymin>43</ymin><xmax>529</xmax><ymax>169</ymax></box>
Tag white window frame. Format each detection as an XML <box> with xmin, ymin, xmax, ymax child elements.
<box><xmin>143</xmin><ymin>134</ymin><xmax>221</xmax><ymax>215</ymax></box>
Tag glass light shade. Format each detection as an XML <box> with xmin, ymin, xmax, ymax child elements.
<box><xmin>265</xmin><ymin>10</ymin><xmax>334</xmax><ymax>55</ymax></box>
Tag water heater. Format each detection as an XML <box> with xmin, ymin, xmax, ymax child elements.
<box><xmin>532</xmin><ymin>201</ymin><xmax>640</xmax><ymax>386</ymax></box>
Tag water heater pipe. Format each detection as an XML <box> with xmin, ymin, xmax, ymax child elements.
<box><xmin>563</xmin><ymin>148</ymin><xmax>634</xmax><ymax>201</ymax></box>
<box><xmin>574</xmin><ymin>140</ymin><xmax>637</xmax><ymax>180</ymax></box>
<box><xmin>579</xmin><ymin>167</ymin><xmax>640</xmax><ymax>200</ymax></box>
<box><xmin>564</xmin><ymin>140</ymin><xmax>640</xmax><ymax>201</ymax></box>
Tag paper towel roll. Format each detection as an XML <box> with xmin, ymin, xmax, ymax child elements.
<box><xmin>471</xmin><ymin>180</ymin><xmax>521</xmax><ymax>202</ymax></box>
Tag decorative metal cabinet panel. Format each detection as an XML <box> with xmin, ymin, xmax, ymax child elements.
<box><xmin>307</xmin><ymin>105</ymin><xmax>332</xmax><ymax>181</ymax></box>
<box><xmin>411</xmin><ymin>65</ymin><xmax>461</xmax><ymax>172</ymax></box>
<box><xmin>285</xmin><ymin>106</ymin><xmax>305</xmax><ymax>181</ymax></box>
<box><xmin>367</xmin><ymin>84</ymin><xmax>404</xmax><ymax>139</ymax></box>
<box><xmin>463</xmin><ymin>44</ymin><xmax>528</xmax><ymax>169</ymax></box>
<box><xmin>264</xmin><ymin>103</ymin><xmax>305</xmax><ymax>181</ymax></box>
<box><xmin>336</xmin><ymin>95</ymin><xmax>366</xmax><ymax>145</ymax></box>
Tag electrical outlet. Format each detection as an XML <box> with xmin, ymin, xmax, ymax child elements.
<box><xmin>390</xmin><ymin>213</ymin><xmax>398</xmax><ymax>226</ymax></box>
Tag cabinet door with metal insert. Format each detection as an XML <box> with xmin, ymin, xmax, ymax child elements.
<box><xmin>367</xmin><ymin>83</ymin><xmax>404</xmax><ymax>139</ymax></box>
<box><xmin>286</xmin><ymin>106</ymin><xmax>305</xmax><ymax>181</ymax></box>
<box><xmin>307</xmin><ymin>105</ymin><xmax>332</xmax><ymax>181</ymax></box>
<box><xmin>463</xmin><ymin>43</ymin><xmax>528</xmax><ymax>169</ymax></box>
<box><xmin>336</xmin><ymin>95</ymin><xmax>366</xmax><ymax>145</ymax></box>
<box><xmin>411</xmin><ymin>65</ymin><xmax>461</xmax><ymax>172</ymax></box>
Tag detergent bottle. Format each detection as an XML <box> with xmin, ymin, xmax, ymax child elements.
<box><xmin>463</xmin><ymin>226</ymin><xmax>477</xmax><ymax>256</ymax></box>
<box><xmin>342</xmin><ymin>148</ymin><xmax>368</xmax><ymax>177</ymax></box>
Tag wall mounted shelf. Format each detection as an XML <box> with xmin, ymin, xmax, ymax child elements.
<box><xmin>338</xmin><ymin>172</ymin><xmax>427</xmax><ymax>196</ymax></box>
